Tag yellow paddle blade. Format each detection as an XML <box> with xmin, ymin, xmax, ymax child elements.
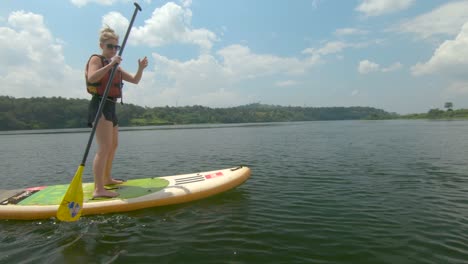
<box><xmin>56</xmin><ymin>165</ymin><xmax>84</xmax><ymax>222</ymax></box>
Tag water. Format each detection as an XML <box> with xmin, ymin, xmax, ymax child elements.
<box><xmin>1</xmin><ymin>120</ymin><xmax>468</xmax><ymax>263</ymax></box>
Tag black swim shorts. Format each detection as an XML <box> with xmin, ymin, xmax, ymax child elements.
<box><xmin>87</xmin><ymin>95</ymin><xmax>119</xmax><ymax>127</ymax></box>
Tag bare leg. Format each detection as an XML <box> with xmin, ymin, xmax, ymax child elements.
<box><xmin>104</xmin><ymin>125</ymin><xmax>124</xmax><ymax>185</ymax></box>
<box><xmin>93</xmin><ymin>116</ymin><xmax>119</xmax><ymax>198</ymax></box>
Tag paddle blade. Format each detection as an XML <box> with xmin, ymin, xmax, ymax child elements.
<box><xmin>57</xmin><ymin>165</ymin><xmax>84</xmax><ymax>222</ymax></box>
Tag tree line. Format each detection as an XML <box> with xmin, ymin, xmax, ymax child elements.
<box><xmin>1</xmin><ymin>95</ymin><xmax>398</xmax><ymax>131</ymax></box>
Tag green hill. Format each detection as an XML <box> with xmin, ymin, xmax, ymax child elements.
<box><xmin>0</xmin><ymin>96</ymin><xmax>398</xmax><ymax>131</ymax></box>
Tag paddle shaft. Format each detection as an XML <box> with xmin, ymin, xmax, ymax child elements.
<box><xmin>81</xmin><ymin>2</ymin><xmax>142</xmax><ymax>166</ymax></box>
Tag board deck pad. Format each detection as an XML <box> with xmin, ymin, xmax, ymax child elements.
<box><xmin>18</xmin><ymin>178</ymin><xmax>170</xmax><ymax>205</ymax></box>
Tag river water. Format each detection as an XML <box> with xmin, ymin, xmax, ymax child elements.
<box><xmin>1</xmin><ymin>120</ymin><xmax>468</xmax><ymax>263</ymax></box>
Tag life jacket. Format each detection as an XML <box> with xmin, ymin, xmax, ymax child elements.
<box><xmin>85</xmin><ymin>54</ymin><xmax>123</xmax><ymax>98</ymax></box>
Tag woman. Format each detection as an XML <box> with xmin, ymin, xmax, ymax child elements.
<box><xmin>86</xmin><ymin>26</ymin><xmax>148</xmax><ymax>198</ymax></box>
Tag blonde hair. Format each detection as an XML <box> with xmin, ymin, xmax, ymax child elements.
<box><xmin>99</xmin><ymin>25</ymin><xmax>119</xmax><ymax>43</ymax></box>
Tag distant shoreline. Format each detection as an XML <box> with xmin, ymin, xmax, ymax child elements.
<box><xmin>1</xmin><ymin>95</ymin><xmax>464</xmax><ymax>131</ymax></box>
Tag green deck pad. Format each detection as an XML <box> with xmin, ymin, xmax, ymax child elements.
<box><xmin>18</xmin><ymin>178</ymin><xmax>170</xmax><ymax>205</ymax></box>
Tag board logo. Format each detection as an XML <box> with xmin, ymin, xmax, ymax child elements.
<box><xmin>67</xmin><ymin>201</ymin><xmax>81</xmax><ymax>218</ymax></box>
<box><xmin>205</xmin><ymin>171</ymin><xmax>224</xmax><ymax>179</ymax></box>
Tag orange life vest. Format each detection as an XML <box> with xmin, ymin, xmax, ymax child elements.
<box><xmin>85</xmin><ymin>54</ymin><xmax>123</xmax><ymax>98</ymax></box>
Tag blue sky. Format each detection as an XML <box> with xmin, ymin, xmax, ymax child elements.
<box><xmin>1</xmin><ymin>0</ymin><xmax>468</xmax><ymax>114</ymax></box>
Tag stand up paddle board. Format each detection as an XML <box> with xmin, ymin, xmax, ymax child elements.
<box><xmin>0</xmin><ymin>166</ymin><xmax>250</xmax><ymax>220</ymax></box>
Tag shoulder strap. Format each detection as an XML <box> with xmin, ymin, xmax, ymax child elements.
<box><xmin>85</xmin><ymin>54</ymin><xmax>106</xmax><ymax>78</ymax></box>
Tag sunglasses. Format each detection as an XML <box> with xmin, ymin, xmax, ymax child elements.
<box><xmin>106</xmin><ymin>44</ymin><xmax>121</xmax><ymax>51</ymax></box>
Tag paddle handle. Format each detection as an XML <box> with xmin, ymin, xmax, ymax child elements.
<box><xmin>81</xmin><ymin>3</ymin><xmax>142</xmax><ymax>166</ymax></box>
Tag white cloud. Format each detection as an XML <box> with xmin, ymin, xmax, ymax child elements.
<box><xmin>275</xmin><ymin>80</ymin><xmax>297</xmax><ymax>87</ymax></box>
<box><xmin>302</xmin><ymin>41</ymin><xmax>348</xmax><ymax>57</ymax></box>
<box><xmin>70</xmin><ymin>0</ymin><xmax>124</xmax><ymax>8</ymax></box>
<box><xmin>356</xmin><ymin>0</ymin><xmax>415</xmax><ymax>17</ymax></box>
<box><xmin>302</xmin><ymin>40</ymin><xmax>374</xmax><ymax>59</ymax></box>
<box><xmin>382</xmin><ymin>62</ymin><xmax>402</xmax><ymax>72</ymax></box>
<box><xmin>126</xmin><ymin>52</ymin><xmax>247</xmax><ymax>107</ymax></box>
<box><xmin>411</xmin><ymin>21</ymin><xmax>468</xmax><ymax>76</ymax></box>
<box><xmin>334</xmin><ymin>28</ymin><xmax>369</xmax><ymax>36</ymax></box>
<box><xmin>131</xmin><ymin>2</ymin><xmax>217</xmax><ymax>51</ymax></box>
<box><xmin>446</xmin><ymin>81</ymin><xmax>468</xmax><ymax>95</ymax></box>
<box><xmin>102</xmin><ymin>11</ymin><xmax>129</xmax><ymax>38</ymax></box>
<box><xmin>125</xmin><ymin>44</ymin><xmax>316</xmax><ymax>106</ymax></box>
<box><xmin>316</xmin><ymin>41</ymin><xmax>349</xmax><ymax>55</ymax></box>
<box><xmin>75</xmin><ymin>2</ymin><xmax>216</xmax><ymax>51</ymax></box>
<box><xmin>219</xmin><ymin>45</ymin><xmax>310</xmax><ymax>77</ymax></box>
<box><xmin>358</xmin><ymin>60</ymin><xmax>402</xmax><ymax>74</ymax></box>
<box><xmin>99</xmin><ymin>3</ymin><xmax>217</xmax><ymax>50</ymax></box>
<box><xmin>302</xmin><ymin>41</ymin><xmax>379</xmax><ymax>65</ymax></box>
<box><xmin>0</xmin><ymin>11</ymin><xmax>82</xmax><ymax>99</ymax></box>
<box><xmin>301</xmin><ymin>40</ymin><xmax>384</xmax><ymax>73</ymax></box>
<box><xmin>358</xmin><ymin>60</ymin><xmax>380</xmax><ymax>74</ymax></box>
<box><xmin>394</xmin><ymin>1</ymin><xmax>468</xmax><ymax>39</ymax></box>
<box><xmin>181</xmin><ymin>0</ymin><xmax>192</xmax><ymax>8</ymax></box>
<box><xmin>312</xmin><ymin>0</ymin><xmax>322</xmax><ymax>9</ymax></box>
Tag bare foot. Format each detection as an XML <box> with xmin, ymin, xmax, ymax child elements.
<box><xmin>104</xmin><ymin>178</ymin><xmax>125</xmax><ymax>185</ymax></box>
<box><xmin>93</xmin><ymin>189</ymin><xmax>119</xmax><ymax>198</ymax></box>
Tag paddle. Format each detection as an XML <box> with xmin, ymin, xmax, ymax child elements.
<box><xmin>57</xmin><ymin>2</ymin><xmax>142</xmax><ymax>222</ymax></box>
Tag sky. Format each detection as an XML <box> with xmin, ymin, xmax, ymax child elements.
<box><xmin>1</xmin><ymin>0</ymin><xmax>468</xmax><ymax>114</ymax></box>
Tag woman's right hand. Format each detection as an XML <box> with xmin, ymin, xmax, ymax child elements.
<box><xmin>110</xmin><ymin>55</ymin><xmax>122</xmax><ymax>66</ymax></box>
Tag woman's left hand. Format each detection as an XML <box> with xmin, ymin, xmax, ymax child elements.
<box><xmin>138</xmin><ymin>56</ymin><xmax>148</xmax><ymax>70</ymax></box>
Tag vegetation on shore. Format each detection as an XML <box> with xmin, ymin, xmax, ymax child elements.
<box><xmin>0</xmin><ymin>96</ymin><xmax>463</xmax><ymax>131</ymax></box>
<box><xmin>399</xmin><ymin>102</ymin><xmax>468</xmax><ymax>119</ymax></box>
